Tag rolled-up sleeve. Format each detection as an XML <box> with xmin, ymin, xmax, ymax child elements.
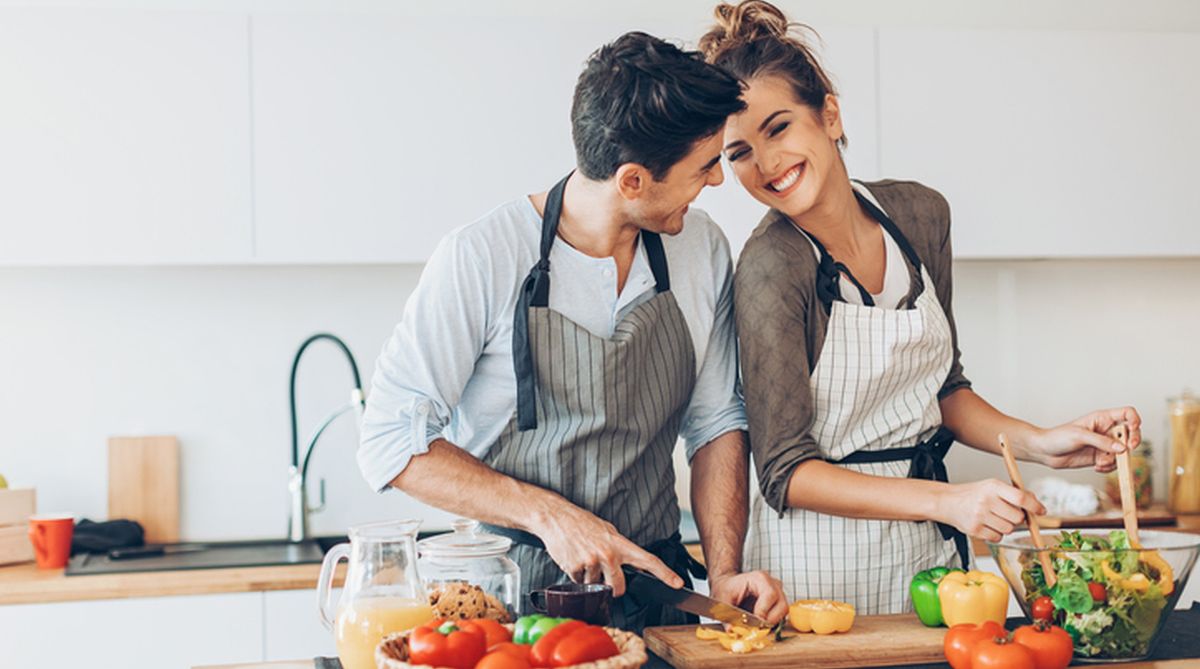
<box><xmin>735</xmin><ymin>230</ymin><xmax>823</xmax><ymax>514</ymax></box>
<box><xmin>358</xmin><ymin>230</ymin><xmax>492</xmax><ymax>492</ymax></box>
<box><xmin>680</xmin><ymin>229</ymin><xmax>748</xmax><ymax>461</ymax></box>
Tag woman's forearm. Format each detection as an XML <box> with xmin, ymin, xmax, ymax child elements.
<box><xmin>939</xmin><ymin>388</ymin><xmax>1044</xmax><ymax>462</ymax></box>
<box><xmin>784</xmin><ymin>458</ymin><xmax>945</xmax><ymax>521</ymax></box>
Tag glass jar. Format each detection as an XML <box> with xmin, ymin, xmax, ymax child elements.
<box><xmin>1168</xmin><ymin>392</ymin><xmax>1200</xmax><ymax>513</ymax></box>
<box><xmin>417</xmin><ymin>518</ymin><xmax>520</xmax><ymax>622</ymax></box>
<box><xmin>1106</xmin><ymin>441</ymin><xmax>1153</xmax><ymax>509</ymax></box>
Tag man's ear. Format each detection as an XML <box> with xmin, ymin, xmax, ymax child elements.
<box><xmin>614</xmin><ymin>163</ymin><xmax>652</xmax><ymax>201</ymax></box>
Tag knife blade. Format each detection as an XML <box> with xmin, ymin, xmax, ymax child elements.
<box><xmin>622</xmin><ymin>567</ymin><xmax>769</xmax><ymax>628</ymax></box>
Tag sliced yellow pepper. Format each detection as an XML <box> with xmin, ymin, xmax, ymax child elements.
<box><xmin>937</xmin><ymin>570</ymin><xmax>1009</xmax><ymax>626</ymax></box>
<box><xmin>695</xmin><ymin>624</ymin><xmax>774</xmax><ymax>654</ymax></box>
<box><xmin>1140</xmin><ymin>551</ymin><xmax>1176</xmax><ymax>595</ymax></box>
<box><xmin>1101</xmin><ymin>559</ymin><xmax>1159</xmax><ymax>593</ymax></box>
<box><xmin>788</xmin><ymin>599</ymin><xmax>856</xmax><ymax>634</ymax></box>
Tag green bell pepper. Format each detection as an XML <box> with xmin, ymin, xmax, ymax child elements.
<box><xmin>910</xmin><ymin>566</ymin><xmax>963</xmax><ymax>627</ymax></box>
<box><xmin>513</xmin><ymin>614</ymin><xmax>546</xmax><ymax>645</ymax></box>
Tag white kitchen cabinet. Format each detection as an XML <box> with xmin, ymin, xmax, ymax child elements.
<box><xmin>0</xmin><ymin>9</ymin><xmax>252</xmax><ymax>265</ymax></box>
<box><xmin>878</xmin><ymin>29</ymin><xmax>1200</xmax><ymax>258</ymax></box>
<box><xmin>264</xmin><ymin>588</ymin><xmax>339</xmax><ymax>661</ymax></box>
<box><xmin>0</xmin><ymin>592</ymin><xmax>262</xmax><ymax>668</ymax></box>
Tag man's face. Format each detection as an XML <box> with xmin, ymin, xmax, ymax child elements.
<box><xmin>633</xmin><ymin>132</ymin><xmax>726</xmax><ymax>235</ymax></box>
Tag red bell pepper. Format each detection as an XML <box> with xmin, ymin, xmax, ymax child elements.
<box><xmin>407</xmin><ymin>619</ymin><xmax>488</xmax><ymax>669</ymax></box>
<box><xmin>550</xmin><ymin>626</ymin><xmax>620</xmax><ymax>666</ymax></box>
<box><xmin>528</xmin><ymin>620</ymin><xmax>587</xmax><ymax>667</ymax></box>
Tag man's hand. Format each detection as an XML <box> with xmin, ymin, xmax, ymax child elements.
<box><xmin>533</xmin><ymin>502</ymin><xmax>683</xmax><ymax>598</ymax></box>
<box><xmin>708</xmin><ymin>570</ymin><xmax>789</xmax><ymax>625</ymax></box>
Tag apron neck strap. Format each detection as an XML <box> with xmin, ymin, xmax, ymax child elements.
<box><xmin>796</xmin><ymin>187</ymin><xmax>926</xmax><ymax>313</ymax></box>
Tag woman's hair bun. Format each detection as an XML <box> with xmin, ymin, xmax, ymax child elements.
<box><xmin>700</xmin><ymin>1</ymin><xmax>791</xmax><ymax>62</ymax></box>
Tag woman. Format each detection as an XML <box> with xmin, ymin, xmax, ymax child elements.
<box><xmin>699</xmin><ymin>1</ymin><xmax>1142</xmax><ymax>614</ymax></box>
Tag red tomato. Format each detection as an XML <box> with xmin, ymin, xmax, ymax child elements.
<box><xmin>528</xmin><ymin>620</ymin><xmax>587</xmax><ymax>668</ymax></box>
<box><xmin>970</xmin><ymin>637</ymin><xmax>1035</xmax><ymax>669</ymax></box>
<box><xmin>1012</xmin><ymin>622</ymin><xmax>1074</xmax><ymax>669</ymax></box>
<box><xmin>944</xmin><ymin>621</ymin><xmax>1007</xmax><ymax>669</ymax></box>
<box><xmin>551</xmin><ymin>626</ymin><xmax>620</xmax><ymax>666</ymax></box>
<box><xmin>1087</xmin><ymin>582</ymin><xmax>1107</xmax><ymax>604</ymax></box>
<box><xmin>474</xmin><ymin>650</ymin><xmax>532</xmax><ymax>669</ymax></box>
<box><xmin>1031</xmin><ymin>596</ymin><xmax>1055</xmax><ymax>622</ymax></box>
<box><xmin>464</xmin><ymin>618</ymin><xmax>512</xmax><ymax>649</ymax></box>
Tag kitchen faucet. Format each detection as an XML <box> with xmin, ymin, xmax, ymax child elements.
<box><xmin>288</xmin><ymin>332</ymin><xmax>365</xmax><ymax>543</ymax></box>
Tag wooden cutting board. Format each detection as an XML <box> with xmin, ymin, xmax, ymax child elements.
<box><xmin>645</xmin><ymin>614</ymin><xmax>946</xmax><ymax>669</ymax></box>
<box><xmin>1037</xmin><ymin>506</ymin><xmax>1177</xmax><ymax>529</ymax></box>
<box><xmin>108</xmin><ymin>435</ymin><xmax>180</xmax><ymax>543</ymax></box>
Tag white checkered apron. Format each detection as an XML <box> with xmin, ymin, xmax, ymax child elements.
<box><xmin>745</xmin><ymin>262</ymin><xmax>962</xmax><ymax>614</ymax></box>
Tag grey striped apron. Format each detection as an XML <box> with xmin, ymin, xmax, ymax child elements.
<box><xmin>745</xmin><ymin>188</ymin><xmax>966</xmax><ymax>615</ymax></box>
<box><xmin>482</xmin><ymin>173</ymin><xmax>699</xmax><ymax>632</ymax></box>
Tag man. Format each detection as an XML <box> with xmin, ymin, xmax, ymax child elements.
<box><xmin>359</xmin><ymin>31</ymin><xmax>787</xmax><ymax>631</ymax></box>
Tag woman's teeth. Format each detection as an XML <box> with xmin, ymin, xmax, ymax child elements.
<box><xmin>768</xmin><ymin>164</ymin><xmax>803</xmax><ymax>192</ymax></box>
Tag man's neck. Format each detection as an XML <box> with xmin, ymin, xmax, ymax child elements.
<box><xmin>531</xmin><ymin>173</ymin><xmax>641</xmax><ymax>259</ymax></box>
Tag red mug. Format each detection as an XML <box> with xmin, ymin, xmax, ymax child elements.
<box><xmin>28</xmin><ymin>515</ymin><xmax>74</xmax><ymax>569</ymax></box>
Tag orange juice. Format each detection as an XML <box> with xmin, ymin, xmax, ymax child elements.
<box><xmin>335</xmin><ymin>596</ymin><xmax>435</xmax><ymax>669</ymax></box>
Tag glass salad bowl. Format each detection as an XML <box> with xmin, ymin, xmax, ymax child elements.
<box><xmin>989</xmin><ymin>529</ymin><xmax>1200</xmax><ymax>662</ymax></box>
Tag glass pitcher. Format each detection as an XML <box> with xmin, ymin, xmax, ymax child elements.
<box><xmin>317</xmin><ymin>519</ymin><xmax>434</xmax><ymax>669</ymax></box>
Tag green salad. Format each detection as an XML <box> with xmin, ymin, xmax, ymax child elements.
<box><xmin>1020</xmin><ymin>530</ymin><xmax>1176</xmax><ymax>658</ymax></box>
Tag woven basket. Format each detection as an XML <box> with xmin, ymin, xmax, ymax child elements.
<box><xmin>375</xmin><ymin>623</ymin><xmax>647</xmax><ymax>669</ymax></box>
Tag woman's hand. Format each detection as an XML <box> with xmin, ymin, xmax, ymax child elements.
<box><xmin>939</xmin><ymin>479</ymin><xmax>1046</xmax><ymax>542</ymax></box>
<box><xmin>1027</xmin><ymin>406</ymin><xmax>1141</xmax><ymax>472</ymax></box>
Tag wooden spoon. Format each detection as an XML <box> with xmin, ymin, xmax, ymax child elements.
<box><xmin>998</xmin><ymin>433</ymin><xmax>1057</xmax><ymax>588</ymax></box>
<box><xmin>1111</xmin><ymin>423</ymin><xmax>1142</xmax><ymax>549</ymax></box>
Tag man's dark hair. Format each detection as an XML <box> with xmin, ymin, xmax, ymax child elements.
<box><xmin>571</xmin><ymin>32</ymin><xmax>745</xmax><ymax>182</ymax></box>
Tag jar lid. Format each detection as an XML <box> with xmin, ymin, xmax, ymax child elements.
<box><xmin>418</xmin><ymin>518</ymin><xmax>512</xmax><ymax>558</ymax></box>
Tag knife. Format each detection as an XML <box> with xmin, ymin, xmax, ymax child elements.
<box><xmin>622</xmin><ymin>567</ymin><xmax>770</xmax><ymax>628</ymax></box>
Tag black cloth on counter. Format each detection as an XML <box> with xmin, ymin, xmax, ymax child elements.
<box><xmin>69</xmin><ymin>519</ymin><xmax>144</xmax><ymax>556</ymax></box>
<box><xmin>864</xmin><ymin>603</ymin><xmax>1200</xmax><ymax>669</ymax></box>
<box><xmin>314</xmin><ymin>604</ymin><xmax>1200</xmax><ymax>668</ymax></box>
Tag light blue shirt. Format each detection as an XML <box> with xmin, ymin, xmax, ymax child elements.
<box><xmin>358</xmin><ymin>197</ymin><xmax>747</xmax><ymax>492</ymax></box>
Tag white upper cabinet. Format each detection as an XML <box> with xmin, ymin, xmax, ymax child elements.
<box><xmin>0</xmin><ymin>9</ymin><xmax>252</xmax><ymax>264</ymax></box>
<box><xmin>878</xmin><ymin>29</ymin><xmax>1200</xmax><ymax>258</ymax></box>
<box><xmin>251</xmin><ymin>14</ymin><xmax>635</xmax><ymax>263</ymax></box>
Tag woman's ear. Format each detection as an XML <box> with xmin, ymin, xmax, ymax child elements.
<box><xmin>822</xmin><ymin>93</ymin><xmax>844</xmax><ymax>142</ymax></box>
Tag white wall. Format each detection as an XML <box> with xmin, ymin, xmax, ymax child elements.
<box><xmin>4</xmin><ymin>257</ymin><xmax>1198</xmax><ymax>540</ymax></box>
<box><xmin>2</xmin><ymin>0</ymin><xmax>1200</xmax><ymax>539</ymax></box>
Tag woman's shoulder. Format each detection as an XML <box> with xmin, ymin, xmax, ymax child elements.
<box><xmin>857</xmin><ymin>179</ymin><xmax>951</xmax><ymax>233</ymax></box>
<box><xmin>736</xmin><ymin>208</ymin><xmax>819</xmax><ymax>291</ymax></box>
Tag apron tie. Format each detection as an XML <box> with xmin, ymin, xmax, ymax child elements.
<box><xmin>831</xmin><ymin>427</ymin><xmax>971</xmax><ymax>570</ymax></box>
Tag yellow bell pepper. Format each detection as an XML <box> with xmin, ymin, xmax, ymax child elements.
<box><xmin>789</xmin><ymin>599</ymin><xmax>856</xmax><ymax>634</ymax></box>
<box><xmin>937</xmin><ymin>570</ymin><xmax>1009</xmax><ymax>626</ymax></box>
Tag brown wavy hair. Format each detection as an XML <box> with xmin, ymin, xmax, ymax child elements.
<box><xmin>698</xmin><ymin>0</ymin><xmax>846</xmax><ymax>147</ymax></box>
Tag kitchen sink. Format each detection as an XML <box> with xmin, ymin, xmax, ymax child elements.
<box><xmin>64</xmin><ymin>537</ymin><xmax>329</xmax><ymax>576</ymax></box>
<box><xmin>63</xmin><ymin>532</ymin><xmax>447</xmax><ymax>576</ymax></box>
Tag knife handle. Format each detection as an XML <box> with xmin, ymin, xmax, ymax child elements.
<box><xmin>109</xmin><ymin>545</ymin><xmax>165</xmax><ymax>560</ymax></box>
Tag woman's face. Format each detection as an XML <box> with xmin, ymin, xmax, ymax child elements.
<box><xmin>722</xmin><ymin>75</ymin><xmax>844</xmax><ymax>218</ymax></box>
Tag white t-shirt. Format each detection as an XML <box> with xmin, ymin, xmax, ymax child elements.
<box><xmin>839</xmin><ymin>224</ymin><xmax>911</xmax><ymax>309</ymax></box>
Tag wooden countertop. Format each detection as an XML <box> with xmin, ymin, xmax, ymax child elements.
<box><xmin>4</xmin><ymin>515</ymin><xmax>1197</xmax><ymax>607</ymax></box>
<box><xmin>0</xmin><ymin>560</ymin><xmax>344</xmax><ymax>606</ymax></box>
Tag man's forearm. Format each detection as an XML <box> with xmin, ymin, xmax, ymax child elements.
<box><xmin>689</xmin><ymin>430</ymin><xmax>749</xmax><ymax>579</ymax></box>
<box><xmin>389</xmin><ymin>439</ymin><xmax>569</xmax><ymax>536</ymax></box>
